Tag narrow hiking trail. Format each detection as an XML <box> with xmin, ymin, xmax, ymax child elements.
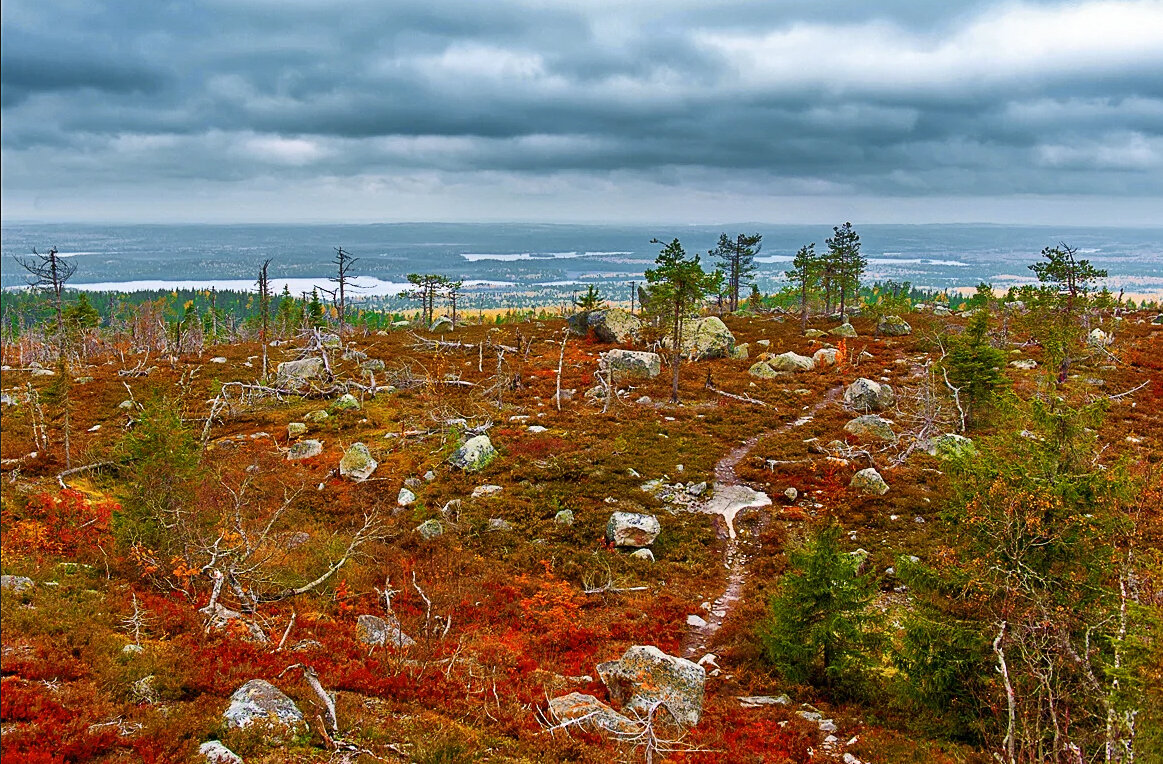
<box><xmin>682</xmin><ymin>385</ymin><xmax>845</xmax><ymax>659</ymax></box>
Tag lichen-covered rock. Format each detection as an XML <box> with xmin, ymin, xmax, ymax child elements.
<box><xmin>812</xmin><ymin>348</ymin><xmax>840</xmax><ymax>366</ymax></box>
<box><xmin>548</xmin><ymin>692</ymin><xmax>638</xmax><ymax>736</ymax></box>
<box><xmin>850</xmin><ymin>468</ymin><xmax>889</xmax><ymax>496</ymax></box>
<box><xmin>844</xmin><ymin>378</ymin><xmax>895</xmax><ymax>412</ymax></box>
<box><xmin>568</xmin><ymin>308</ymin><xmax>642</xmax><ymax>343</ymax></box>
<box><xmin>933</xmin><ymin>306</ymin><xmax>952</xmax><ymax>317</ymax></box>
<box><xmin>877</xmin><ymin>315</ymin><xmax>912</xmax><ymax>336</ymax></box>
<box><xmin>606</xmin><ymin>512</ymin><xmax>661</xmax><ymax>547</ymax></box>
<box><xmin>304</xmin><ymin>409</ymin><xmax>329</xmax><ymax>423</ymax></box>
<box><xmin>670</xmin><ymin>316</ymin><xmax>736</xmax><ymax>360</ymax></box>
<box><xmin>397</xmin><ymin>487</ymin><xmax>417</xmax><ymax>507</ymax></box>
<box><xmin>286</xmin><ymin>439</ymin><xmax>323</xmax><ymax>461</ymax></box>
<box><xmin>360</xmin><ymin>358</ymin><xmax>386</xmax><ymax>373</ymax></box>
<box><xmin>415</xmin><ymin>519</ymin><xmax>443</xmax><ymax>540</ymax></box>
<box><xmin>339</xmin><ymin>442</ymin><xmax>377</xmax><ymax>481</ymax></box>
<box><xmin>767</xmin><ymin>351</ymin><xmax>815</xmax><ymax>372</ymax></box>
<box><xmin>927</xmin><ymin>433</ymin><xmax>977</xmax><ymax>460</ymax></box>
<box><xmin>199</xmin><ymin>741</ymin><xmax>242</xmax><ymax>763</ymax></box>
<box><xmin>748</xmin><ymin>360</ymin><xmax>779</xmax><ymax>379</ymax></box>
<box><xmin>1</xmin><ymin>575</ymin><xmax>34</xmax><ymax>592</ymax></box>
<box><xmin>356</xmin><ymin>613</ymin><xmax>415</xmax><ymax>648</ymax></box>
<box><xmin>287</xmin><ymin>422</ymin><xmax>308</xmax><ymax>438</ymax></box>
<box><xmin>804</xmin><ymin>329</ymin><xmax>827</xmax><ymax>339</ymax></box>
<box><xmin>829</xmin><ymin>322</ymin><xmax>858</xmax><ymax>338</ymax></box>
<box><xmin>605</xmin><ymin>349</ymin><xmax>661</xmax><ymax>379</ymax></box>
<box><xmin>554</xmin><ymin>509</ymin><xmax>575</xmax><ymax>526</ymax></box>
<box><xmin>330</xmin><ymin>393</ymin><xmax>361</xmax><ymax>412</ymax></box>
<box><xmin>223</xmin><ymin>679</ymin><xmax>304</xmax><ymax>732</ymax></box>
<box><xmin>431</xmin><ymin>315</ymin><xmax>454</xmax><ymax>331</ymax></box>
<box><xmin>598</xmin><ymin>645</ymin><xmax>706</xmax><ymax>726</ymax></box>
<box><xmin>1088</xmin><ymin>328</ymin><xmax>1112</xmax><ymax>347</ymax></box>
<box><xmin>449</xmin><ymin>435</ymin><xmax>496</xmax><ymax>472</ymax></box>
<box><xmin>1009</xmin><ymin>359</ymin><xmax>1038</xmax><ymax>370</ymax></box>
<box><xmin>844</xmin><ymin>415</ymin><xmax>897</xmax><ymax>442</ymax></box>
<box><xmin>276</xmin><ymin>357</ymin><xmax>324</xmax><ymax>389</ymax></box>
<box><xmin>729</xmin><ymin>343</ymin><xmax>749</xmax><ymax>360</ymax></box>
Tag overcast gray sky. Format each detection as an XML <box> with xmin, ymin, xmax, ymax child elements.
<box><xmin>2</xmin><ymin>0</ymin><xmax>1161</xmax><ymax>225</ymax></box>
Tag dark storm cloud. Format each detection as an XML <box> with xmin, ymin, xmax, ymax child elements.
<box><xmin>2</xmin><ymin>0</ymin><xmax>1161</xmax><ymax>221</ymax></box>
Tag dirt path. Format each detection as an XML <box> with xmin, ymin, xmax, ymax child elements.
<box><xmin>682</xmin><ymin>386</ymin><xmax>844</xmax><ymax>659</ymax></box>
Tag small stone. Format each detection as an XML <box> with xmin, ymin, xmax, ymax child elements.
<box><xmin>472</xmin><ymin>484</ymin><xmax>503</xmax><ymax>498</ymax></box>
<box><xmin>339</xmin><ymin>442</ymin><xmax>377</xmax><ymax>481</ymax></box>
<box><xmin>415</xmin><ymin>519</ymin><xmax>443</xmax><ymax>539</ymax></box>
<box><xmin>356</xmin><ymin>613</ymin><xmax>415</xmax><ymax>648</ymax></box>
<box><xmin>287</xmin><ymin>422</ymin><xmax>308</xmax><ymax>438</ymax></box>
<box><xmin>449</xmin><ymin>435</ymin><xmax>496</xmax><ymax>472</ymax></box>
<box><xmin>686</xmin><ymin>614</ymin><xmax>708</xmax><ymax>628</ymax></box>
<box><xmin>487</xmin><ymin>518</ymin><xmax>512</xmax><ymax>531</ymax></box>
<box><xmin>423</xmin><ymin>470</ymin><xmax>436</xmax><ymax>481</ymax></box>
<box><xmin>199</xmin><ymin>741</ymin><xmax>243</xmax><ymax>764</ymax></box>
<box><xmin>784</xmin><ymin>487</ymin><xmax>798</xmax><ymax>501</ymax></box>
<box><xmin>397</xmin><ymin>487</ymin><xmax>417</xmax><ymax>507</ymax></box>
<box><xmin>850</xmin><ymin>468</ymin><xmax>889</xmax><ymax>496</ymax></box>
<box><xmin>286</xmin><ymin>439</ymin><xmax>323</xmax><ymax>461</ymax></box>
<box><xmin>223</xmin><ymin>679</ymin><xmax>305</xmax><ymax>733</ymax></box>
<box><xmin>329</xmin><ymin>393</ymin><xmax>361</xmax><ymax>412</ymax></box>
<box><xmin>527</xmin><ymin>425</ymin><xmax>548</xmax><ymax>433</ymax></box>
<box><xmin>606</xmin><ymin>512</ymin><xmax>661</xmax><ymax>547</ymax></box>
<box><xmin>303</xmin><ymin>409</ymin><xmax>329</xmax><ymax>423</ymax></box>
<box><xmin>210</xmin><ymin>356</ymin><xmax>228</xmax><ymax>364</ymax></box>
<box><xmin>554</xmin><ymin>509</ymin><xmax>575</xmax><ymax>526</ymax></box>
<box><xmin>829</xmin><ymin>322</ymin><xmax>858</xmax><ymax>338</ymax></box>
<box><xmin>630</xmin><ymin>548</ymin><xmax>655</xmax><ymax>562</ymax></box>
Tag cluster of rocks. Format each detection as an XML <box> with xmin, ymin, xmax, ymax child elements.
<box><xmin>569</xmin><ymin>309</ymin><xmax>744</xmax><ymax>362</ymax></box>
<box><xmin>640</xmin><ymin>478</ymin><xmax>708</xmax><ymax>508</ymax></box>
<box><xmin>548</xmin><ymin>646</ymin><xmax>706</xmax><ymax>735</ymax></box>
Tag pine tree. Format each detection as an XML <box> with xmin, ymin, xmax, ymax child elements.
<box><xmin>826</xmin><ymin>222</ymin><xmax>864</xmax><ymax>320</ymax></box>
<box><xmin>710</xmin><ymin>232</ymin><xmax>762</xmax><ymax>312</ymax></box>
<box><xmin>785</xmin><ymin>243</ymin><xmax>819</xmax><ymax>332</ymax></box>
<box><xmin>645</xmin><ymin>238</ymin><xmax>718</xmax><ymax>404</ymax></box>
<box><xmin>758</xmin><ymin>521</ymin><xmax>881</xmax><ymax>695</ymax></box>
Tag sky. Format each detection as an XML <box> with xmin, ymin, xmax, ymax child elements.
<box><xmin>2</xmin><ymin>0</ymin><xmax>1162</xmax><ymax>225</ymax></box>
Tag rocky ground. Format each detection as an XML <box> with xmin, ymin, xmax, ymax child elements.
<box><xmin>2</xmin><ymin>306</ymin><xmax>1160</xmax><ymax>762</ymax></box>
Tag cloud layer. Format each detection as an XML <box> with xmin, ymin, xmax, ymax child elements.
<box><xmin>3</xmin><ymin>0</ymin><xmax>1161</xmax><ymax>223</ymax></box>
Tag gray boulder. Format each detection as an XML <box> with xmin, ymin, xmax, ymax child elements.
<box><xmin>339</xmin><ymin>442</ymin><xmax>377</xmax><ymax>481</ymax></box>
<box><xmin>449</xmin><ymin>435</ymin><xmax>496</xmax><ymax>472</ymax></box>
<box><xmin>199</xmin><ymin>741</ymin><xmax>243</xmax><ymax>764</ymax></box>
<box><xmin>223</xmin><ymin>679</ymin><xmax>305</xmax><ymax>732</ymax></box>
<box><xmin>1088</xmin><ymin>328</ymin><xmax>1111</xmax><ymax>347</ymax></box>
<box><xmin>829</xmin><ymin>322</ymin><xmax>858</xmax><ymax>338</ymax></box>
<box><xmin>670</xmin><ymin>316</ymin><xmax>736</xmax><ymax>360</ymax></box>
<box><xmin>844</xmin><ymin>378</ymin><xmax>895</xmax><ymax>412</ymax></box>
<box><xmin>605</xmin><ymin>349</ymin><xmax>661</xmax><ymax>379</ymax></box>
<box><xmin>356</xmin><ymin>613</ymin><xmax>415</xmax><ymax>648</ymax></box>
<box><xmin>812</xmin><ymin>347</ymin><xmax>840</xmax><ymax>367</ymax></box>
<box><xmin>329</xmin><ymin>393</ymin><xmax>361</xmax><ymax>412</ymax></box>
<box><xmin>927</xmin><ymin>433</ymin><xmax>977</xmax><ymax>460</ymax></box>
<box><xmin>878</xmin><ymin>315</ymin><xmax>912</xmax><ymax>336</ymax></box>
<box><xmin>416</xmin><ymin>519</ymin><xmax>443</xmax><ymax>540</ymax></box>
<box><xmin>933</xmin><ymin>306</ymin><xmax>952</xmax><ymax>317</ymax></box>
<box><xmin>606</xmin><ymin>512</ymin><xmax>661</xmax><ymax>547</ymax></box>
<box><xmin>568</xmin><ymin>308</ymin><xmax>642</xmax><ymax>343</ymax></box>
<box><xmin>748</xmin><ymin>361</ymin><xmax>779</xmax><ymax>379</ymax></box>
<box><xmin>850</xmin><ymin>468</ymin><xmax>889</xmax><ymax>496</ymax></box>
<box><xmin>844</xmin><ymin>415</ymin><xmax>897</xmax><ymax>442</ymax></box>
<box><xmin>767</xmin><ymin>351</ymin><xmax>815</xmax><ymax>372</ymax></box>
<box><xmin>286</xmin><ymin>439</ymin><xmax>323</xmax><ymax>461</ymax></box>
<box><xmin>598</xmin><ymin>645</ymin><xmax>706</xmax><ymax>726</ymax></box>
<box><xmin>549</xmin><ymin>692</ymin><xmax>637</xmax><ymax>736</ymax></box>
<box><xmin>1</xmin><ymin>575</ymin><xmax>34</xmax><ymax>593</ymax></box>
<box><xmin>276</xmin><ymin>357</ymin><xmax>325</xmax><ymax>389</ymax></box>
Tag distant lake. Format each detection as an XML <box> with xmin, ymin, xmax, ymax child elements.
<box><xmin>3</xmin><ymin>222</ymin><xmax>1161</xmax><ymax>300</ymax></box>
